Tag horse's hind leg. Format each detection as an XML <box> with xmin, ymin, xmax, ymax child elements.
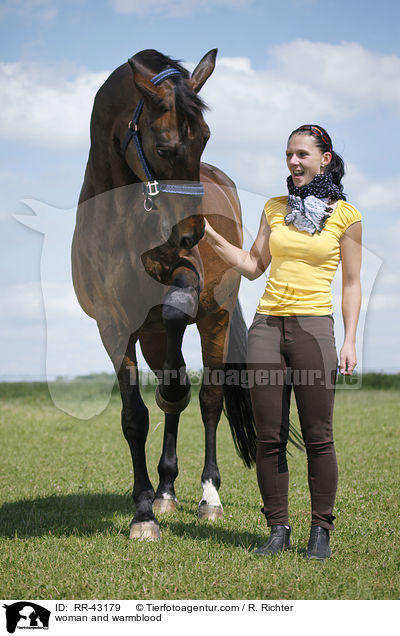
<box><xmin>102</xmin><ymin>328</ymin><xmax>160</xmax><ymax>540</ymax></box>
<box><xmin>198</xmin><ymin>381</ymin><xmax>224</xmax><ymax>520</ymax></box>
<box><xmin>196</xmin><ymin>308</ymin><xmax>231</xmax><ymax>521</ymax></box>
<box><xmin>140</xmin><ymin>332</ymin><xmax>179</xmax><ymax>514</ymax></box>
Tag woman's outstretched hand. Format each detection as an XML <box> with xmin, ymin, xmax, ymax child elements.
<box><xmin>203</xmin><ymin>217</ymin><xmax>213</xmax><ymax>238</ymax></box>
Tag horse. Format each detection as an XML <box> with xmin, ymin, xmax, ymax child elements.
<box><xmin>72</xmin><ymin>48</ymin><xmax>257</xmax><ymax>541</ymax></box>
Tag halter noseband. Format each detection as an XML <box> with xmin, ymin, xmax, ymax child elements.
<box><xmin>122</xmin><ymin>67</ymin><xmax>204</xmax><ymax>211</ymax></box>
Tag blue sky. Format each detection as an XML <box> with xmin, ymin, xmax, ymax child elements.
<box><xmin>1</xmin><ymin>0</ymin><xmax>400</xmax><ymax>385</ymax></box>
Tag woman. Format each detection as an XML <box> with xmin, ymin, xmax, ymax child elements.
<box><xmin>204</xmin><ymin>124</ymin><xmax>362</xmax><ymax>559</ymax></box>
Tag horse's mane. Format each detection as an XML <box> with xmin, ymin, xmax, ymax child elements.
<box><xmin>131</xmin><ymin>49</ymin><xmax>208</xmax><ymax>132</ymax></box>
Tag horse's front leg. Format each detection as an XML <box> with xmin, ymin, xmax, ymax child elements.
<box><xmin>116</xmin><ymin>341</ymin><xmax>160</xmax><ymax>541</ymax></box>
<box><xmin>153</xmin><ymin>413</ymin><xmax>180</xmax><ymax>513</ymax></box>
<box><xmin>155</xmin><ymin>265</ymin><xmax>200</xmax><ymax>414</ymax></box>
<box><xmin>139</xmin><ymin>332</ymin><xmax>180</xmax><ymax>513</ymax></box>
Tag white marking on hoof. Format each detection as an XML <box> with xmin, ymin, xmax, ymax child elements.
<box><xmin>153</xmin><ymin>496</ymin><xmax>178</xmax><ymax>514</ymax></box>
<box><xmin>198</xmin><ymin>479</ymin><xmax>223</xmax><ymax>520</ymax></box>
<box><xmin>129</xmin><ymin>521</ymin><xmax>161</xmax><ymax>541</ymax></box>
<box><xmin>201</xmin><ymin>479</ymin><xmax>222</xmax><ymax>507</ymax></box>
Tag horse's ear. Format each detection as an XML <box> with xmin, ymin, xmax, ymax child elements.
<box><xmin>189</xmin><ymin>49</ymin><xmax>218</xmax><ymax>93</ymax></box>
<box><xmin>128</xmin><ymin>58</ymin><xmax>167</xmax><ymax>109</ymax></box>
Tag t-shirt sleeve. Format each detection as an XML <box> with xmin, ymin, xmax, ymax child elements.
<box><xmin>337</xmin><ymin>201</ymin><xmax>362</xmax><ymax>234</ymax></box>
<box><xmin>263</xmin><ymin>199</ymin><xmax>274</xmax><ymax>225</ymax></box>
<box><xmin>263</xmin><ymin>197</ymin><xmax>286</xmax><ymax>227</ymax></box>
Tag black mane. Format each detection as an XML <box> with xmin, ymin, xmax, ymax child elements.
<box><xmin>130</xmin><ymin>49</ymin><xmax>190</xmax><ymax>77</ymax></box>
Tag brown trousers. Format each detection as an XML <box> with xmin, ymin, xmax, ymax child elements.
<box><xmin>247</xmin><ymin>314</ymin><xmax>338</xmax><ymax>530</ymax></box>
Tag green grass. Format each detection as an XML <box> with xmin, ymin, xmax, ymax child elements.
<box><xmin>0</xmin><ymin>382</ymin><xmax>399</xmax><ymax>600</ymax></box>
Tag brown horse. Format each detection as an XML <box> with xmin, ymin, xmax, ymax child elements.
<box><xmin>72</xmin><ymin>49</ymin><xmax>257</xmax><ymax>541</ymax></box>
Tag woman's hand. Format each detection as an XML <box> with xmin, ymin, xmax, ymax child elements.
<box><xmin>204</xmin><ymin>217</ymin><xmax>218</xmax><ymax>245</ymax></box>
<box><xmin>339</xmin><ymin>341</ymin><xmax>357</xmax><ymax>375</ymax></box>
<box><xmin>203</xmin><ymin>217</ymin><xmax>213</xmax><ymax>238</ymax></box>
<box><xmin>201</xmin><ymin>211</ymin><xmax>271</xmax><ymax>280</ymax></box>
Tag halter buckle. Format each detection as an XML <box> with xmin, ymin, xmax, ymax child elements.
<box><xmin>146</xmin><ymin>180</ymin><xmax>160</xmax><ymax>197</ymax></box>
<box><xmin>128</xmin><ymin>120</ymin><xmax>138</xmax><ymax>132</ymax></box>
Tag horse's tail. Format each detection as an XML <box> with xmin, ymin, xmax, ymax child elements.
<box><xmin>223</xmin><ymin>302</ymin><xmax>304</xmax><ymax>468</ymax></box>
<box><xmin>222</xmin><ymin>301</ymin><xmax>257</xmax><ymax>468</ymax></box>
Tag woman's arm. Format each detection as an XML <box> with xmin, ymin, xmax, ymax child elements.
<box><xmin>203</xmin><ymin>211</ymin><xmax>271</xmax><ymax>280</ymax></box>
<box><xmin>339</xmin><ymin>221</ymin><xmax>362</xmax><ymax>375</ymax></box>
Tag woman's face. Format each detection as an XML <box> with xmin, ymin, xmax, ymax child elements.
<box><xmin>286</xmin><ymin>133</ymin><xmax>331</xmax><ymax>187</ymax></box>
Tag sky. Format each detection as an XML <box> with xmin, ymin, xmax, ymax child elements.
<box><xmin>1</xmin><ymin>0</ymin><xmax>400</xmax><ymax>387</ymax></box>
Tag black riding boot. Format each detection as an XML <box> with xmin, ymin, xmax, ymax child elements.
<box><xmin>306</xmin><ymin>526</ymin><xmax>331</xmax><ymax>560</ymax></box>
<box><xmin>254</xmin><ymin>525</ymin><xmax>291</xmax><ymax>556</ymax></box>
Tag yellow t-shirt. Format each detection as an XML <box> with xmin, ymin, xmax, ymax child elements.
<box><xmin>256</xmin><ymin>196</ymin><xmax>362</xmax><ymax>316</ymax></box>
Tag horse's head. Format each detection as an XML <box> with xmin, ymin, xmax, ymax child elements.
<box><xmin>123</xmin><ymin>49</ymin><xmax>217</xmax><ymax>249</ymax></box>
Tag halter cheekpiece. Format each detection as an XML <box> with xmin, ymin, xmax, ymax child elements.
<box><xmin>122</xmin><ymin>67</ymin><xmax>205</xmax><ymax>211</ymax></box>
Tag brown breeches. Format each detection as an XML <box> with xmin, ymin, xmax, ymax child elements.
<box><xmin>247</xmin><ymin>314</ymin><xmax>338</xmax><ymax>530</ymax></box>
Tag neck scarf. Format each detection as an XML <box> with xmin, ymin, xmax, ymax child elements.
<box><xmin>285</xmin><ymin>173</ymin><xmax>342</xmax><ymax>235</ymax></box>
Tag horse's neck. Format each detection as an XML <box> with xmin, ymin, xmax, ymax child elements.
<box><xmin>80</xmin><ymin>145</ymin><xmax>140</xmax><ymax>203</ymax></box>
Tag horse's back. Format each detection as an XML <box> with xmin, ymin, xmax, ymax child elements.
<box><xmin>200</xmin><ymin>162</ymin><xmax>241</xmax><ymax>219</ymax></box>
<box><xmin>200</xmin><ymin>162</ymin><xmax>236</xmax><ymax>188</ymax></box>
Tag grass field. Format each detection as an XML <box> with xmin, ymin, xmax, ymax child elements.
<box><xmin>0</xmin><ymin>381</ymin><xmax>399</xmax><ymax>600</ymax></box>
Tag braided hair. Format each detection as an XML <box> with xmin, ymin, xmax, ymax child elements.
<box><xmin>288</xmin><ymin>124</ymin><xmax>346</xmax><ymax>201</ymax></box>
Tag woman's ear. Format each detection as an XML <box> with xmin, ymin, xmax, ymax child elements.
<box><xmin>320</xmin><ymin>151</ymin><xmax>332</xmax><ymax>173</ymax></box>
<box><xmin>323</xmin><ymin>151</ymin><xmax>332</xmax><ymax>167</ymax></box>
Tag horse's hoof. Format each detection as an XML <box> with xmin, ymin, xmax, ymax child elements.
<box><xmin>155</xmin><ymin>385</ymin><xmax>191</xmax><ymax>414</ymax></box>
<box><xmin>129</xmin><ymin>521</ymin><xmax>161</xmax><ymax>541</ymax></box>
<box><xmin>198</xmin><ymin>503</ymin><xmax>224</xmax><ymax>521</ymax></box>
<box><xmin>153</xmin><ymin>497</ymin><xmax>178</xmax><ymax>514</ymax></box>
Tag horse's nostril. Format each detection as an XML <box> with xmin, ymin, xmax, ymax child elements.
<box><xmin>180</xmin><ymin>235</ymin><xmax>195</xmax><ymax>249</ymax></box>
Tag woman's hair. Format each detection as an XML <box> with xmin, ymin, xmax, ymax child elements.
<box><xmin>288</xmin><ymin>124</ymin><xmax>346</xmax><ymax>200</ymax></box>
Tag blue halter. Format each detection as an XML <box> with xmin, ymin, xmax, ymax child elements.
<box><xmin>122</xmin><ymin>67</ymin><xmax>205</xmax><ymax>211</ymax></box>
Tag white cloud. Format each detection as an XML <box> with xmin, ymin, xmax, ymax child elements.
<box><xmin>203</xmin><ymin>60</ymin><xmax>334</xmax><ymax>150</ymax></box>
<box><xmin>204</xmin><ymin>40</ymin><xmax>400</xmax><ymax>150</ymax></box>
<box><xmin>345</xmin><ymin>163</ymin><xmax>400</xmax><ymax>210</ymax></box>
<box><xmin>357</xmin><ymin>179</ymin><xmax>400</xmax><ymax>211</ymax></box>
<box><xmin>268</xmin><ymin>39</ymin><xmax>400</xmax><ymax>110</ymax></box>
<box><xmin>231</xmin><ymin>151</ymin><xmax>287</xmax><ymax>195</ymax></box>
<box><xmin>385</xmin><ymin>221</ymin><xmax>400</xmax><ymax>242</ymax></box>
<box><xmin>0</xmin><ymin>282</ymin><xmax>43</xmax><ymax>319</ymax></box>
<box><xmin>0</xmin><ymin>279</ymin><xmax>113</xmax><ymax>379</ymax></box>
<box><xmin>2</xmin><ymin>40</ymin><xmax>400</xmax><ymax>155</ymax></box>
<box><xmin>368</xmin><ymin>294</ymin><xmax>400</xmax><ymax>311</ymax></box>
<box><xmin>0</xmin><ymin>62</ymin><xmax>108</xmax><ymax>148</ymax></box>
<box><xmin>0</xmin><ymin>280</ymin><xmax>90</xmax><ymax>323</ymax></box>
<box><xmin>110</xmin><ymin>0</ymin><xmax>251</xmax><ymax>17</ymax></box>
<box><xmin>358</xmin><ymin>180</ymin><xmax>400</xmax><ymax>210</ymax></box>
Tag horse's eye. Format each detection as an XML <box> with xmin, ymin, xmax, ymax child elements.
<box><xmin>156</xmin><ymin>148</ymin><xmax>169</xmax><ymax>158</ymax></box>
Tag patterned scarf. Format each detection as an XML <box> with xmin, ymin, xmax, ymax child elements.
<box><xmin>285</xmin><ymin>173</ymin><xmax>342</xmax><ymax>235</ymax></box>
